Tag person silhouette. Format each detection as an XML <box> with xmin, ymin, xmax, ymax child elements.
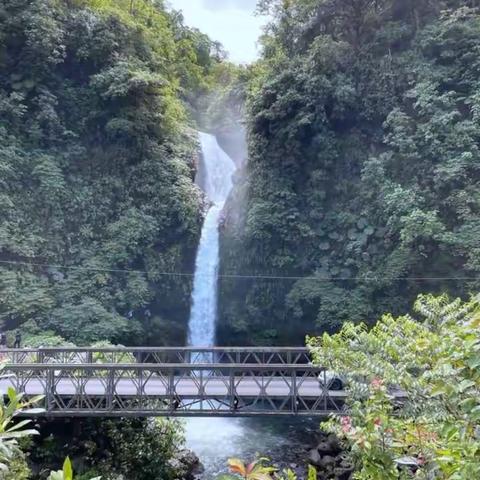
<box><xmin>13</xmin><ymin>332</ymin><xmax>21</xmax><ymax>349</ymax></box>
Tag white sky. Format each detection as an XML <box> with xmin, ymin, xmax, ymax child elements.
<box><xmin>168</xmin><ymin>0</ymin><xmax>265</xmax><ymax>64</ymax></box>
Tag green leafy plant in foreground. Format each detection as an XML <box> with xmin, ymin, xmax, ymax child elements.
<box><xmin>48</xmin><ymin>457</ymin><xmax>100</xmax><ymax>480</ymax></box>
<box><xmin>0</xmin><ymin>375</ymin><xmax>99</xmax><ymax>479</ymax></box>
<box><xmin>0</xmin><ymin>413</ymin><xmax>101</xmax><ymax>480</ymax></box>
<box><xmin>0</xmin><ymin>386</ymin><xmax>43</xmax><ymax>473</ymax></box>
<box><xmin>219</xmin><ymin>459</ymin><xmax>317</xmax><ymax>480</ymax></box>
<box><xmin>308</xmin><ymin>294</ymin><xmax>480</xmax><ymax>479</ymax></box>
<box><xmin>218</xmin><ymin>458</ymin><xmax>276</xmax><ymax>480</ymax></box>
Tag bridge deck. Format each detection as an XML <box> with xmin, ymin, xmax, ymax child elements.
<box><xmin>0</xmin><ymin>361</ymin><xmax>347</xmax><ymax>417</ymax></box>
<box><xmin>1</xmin><ymin>375</ymin><xmax>344</xmax><ymax>398</ymax></box>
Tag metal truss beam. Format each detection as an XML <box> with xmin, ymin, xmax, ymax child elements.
<box><xmin>0</xmin><ymin>347</ymin><xmax>311</xmax><ymax>366</ymax></box>
<box><xmin>0</xmin><ymin>363</ymin><xmax>346</xmax><ymax>418</ymax></box>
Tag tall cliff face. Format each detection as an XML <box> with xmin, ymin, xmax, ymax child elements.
<box><xmin>217</xmin><ymin>1</ymin><xmax>480</xmax><ymax>345</ymax></box>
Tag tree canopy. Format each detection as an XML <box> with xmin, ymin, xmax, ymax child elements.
<box><xmin>218</xmin><ymin>0</ymin><xmax>480</xmax><ymax>345</ymax></box>
<box><xmin>0</xmin><ymin>0</ymin><xmax>226</xmax><ymax>345</ymax></box>
<box><xmin>308</xmin><ymin>294</ymin><xmax>480</xmax><ymax>479</ymax></box>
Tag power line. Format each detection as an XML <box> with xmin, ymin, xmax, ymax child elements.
<box><xmin>0</xmin><ymin>259</ymin><xmax>478</xmax><ymax>282</ymax></box>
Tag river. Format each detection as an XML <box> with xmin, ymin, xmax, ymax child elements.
<box><xmin>185</xmin><ymin>416</ymin><xmax>318</xmax><ymax>478</ymax></box>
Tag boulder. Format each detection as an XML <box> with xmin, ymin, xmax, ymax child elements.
<box><xmin>317</xmin><ymin>441</ymin><xmax>335</xmax><ymax>455</ymax></box>
<box><xmin>308</xmin><ymin>448</ymin><xmax>322</xmax><ymax>467</ymax></box>
<box><xmin>338</xmin><ymin>458</ymin><xmax>354</xmax><ymax>470</ymax></box>
<box><xmin>168</xmin><ymin>449</ymin><xmax>203</xmax><ymax>480</ymax></box>
<box><xmin>334</xmin><ymin>466</ymin><xmax>354</xmax><ymax>480</ymax></box>
<box><xmin>326</xmin><ymin>434</ymin><xmax>342</xmax><ymax>454</ymax></box>
<box><xmin>317</xmin><ymin>436</ymin><xmax>342</xmax><ymax>456</ymax></box>
<box><xmin>318</xmin><ymin>455</ymin><xmax>336</xmax><ymax>470</ymax></box>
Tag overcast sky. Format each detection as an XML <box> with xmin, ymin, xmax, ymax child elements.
<box><xmin>168</xmin><ymin>0</ymin><xmax>265</xmax><ymax>64</ymax></box>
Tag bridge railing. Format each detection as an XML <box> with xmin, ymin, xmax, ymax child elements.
<box><xmin>0</xmin><ymin>362</ymin><xmax>345</xmax><ymax>417</ymax></box>
<box><xmin>0</xmin><ymin>347</ymin><xmax>311</xmax><ymax>366</ymax></box>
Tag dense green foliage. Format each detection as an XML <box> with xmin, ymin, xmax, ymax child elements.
<box><xmin>29</xmin><ymin>417</ymin><xmax>184</xmax><ymax>479</ymax></box>
<box><xmin>0</xmin><ymin>386</ymin><xmax>42</xmax><ymax>475</ymax></box>
<box><xmin>308</xmin><ymin>294</ymin><xmax>480</xmax><ymax>479</ymax></box>
<box><xmin>219</xmin><ymin>1</ymin><xmax>480</xmax><ymax>344</ymax></box>
<box><xmin>0</xmin><ymin>0</ymin><xmax>226</xmax><ymax>345</ymax></box>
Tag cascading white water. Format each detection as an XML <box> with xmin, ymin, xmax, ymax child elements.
<box><xmin>187</xmin><ymin>132</ymin><xmax>236</xmax><ymax>347</ymax></box>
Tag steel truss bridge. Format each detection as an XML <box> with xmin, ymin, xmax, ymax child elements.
<box><xmin>0</xmin><ymin>347</ymin><xmax>348</xmax><ymax>417</ymax></box>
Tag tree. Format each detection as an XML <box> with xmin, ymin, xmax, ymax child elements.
<box><xmin>0</xmin><ymin>0</ymin><xmax>229</xmax><ymax>345</ymax></box>
<box><xmin>307</xmin><ymin>294</ymin><xmax>480</xmax><ymax>479</ymax></box>
<box><xmin>219</xmin><ymin>0</ymin><xmax>480</xmax><ymax>345</ymax></box>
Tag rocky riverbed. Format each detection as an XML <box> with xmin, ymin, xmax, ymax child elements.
<box><xmin>263</xmin><ymin>431</ymin><xmax>353</xmax><ymax>480</ymax></box>
<box><xmin>306</xmin><ymin>433</ymin><xmax>353</xmax><ymax>480</ymax></box>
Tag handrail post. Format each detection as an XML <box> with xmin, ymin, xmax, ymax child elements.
<box><xmin>230</xmin><ymin>368</ymin><xmax>236</xmax><ymax>412</ymax></box>
<box><xmin>199</xmin><ymin>369</ymin><xmax>204</xmax><ymax>411</ymax></box>
<box><xmin>322</xmin><ymin>369</ymin><xmax>328</xmax><ymax>412</ymax></box>
<box><xmin>138</xmin><ymin>366</ymin><xmax>144</xmax><ymax>408</ymax></box>
<box><xmin>107</xmin><ymin>369</ymin><xmax>115</xmax><ymax>411</ymax></box>
<box><xmin>292</xmin><ymin>369</ymin><xmax>298</xmax><ymax>414</ymax></box>
<box><xmin>46</xmin><ymin>368</ymin><xmax>55</xmax><ymax>413</ymax></box>
<box><xmin>168</xmin><ymin>368</ymin><xmax>175</xmax><ymax>408</ymax></box>
<box><xmin>167</xmin><ymin>368</ymin><xmax>176</xmax><ymax>412</ymax></box>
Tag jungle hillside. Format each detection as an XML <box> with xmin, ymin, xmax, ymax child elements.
<box><xmin>218</xmin><ymin>0</ymin><xmax>480</xmax><ymax>345</ymax></box>
<box><xmin>0</xmin><ymin>0</ymin><xmax>230</xmax><ymax>347</ymax></box>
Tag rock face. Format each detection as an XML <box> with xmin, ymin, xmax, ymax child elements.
<box><xmin>306</xmin><ymin>433</ymin><xmax>354</xmax><ymax>480</ymax></box>
<box><xmin>259</xmin><ymin>430</ymin><xmax>353</xmax><ymax>480</ymax></box>
<box><xmin>170</xmin><ymin>449</ymin><xmax>203</xmax><ymax>480</ymax></box>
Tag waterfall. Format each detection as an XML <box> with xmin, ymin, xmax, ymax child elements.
<box><xmin>187</xmin><ymin>132</ymin><xmax>236</xmax><ymax>347</ymax></box>
<box><xmin>185</xmin><ymin>133</ymin><xmax>305</xmax><ymax>480</ymax></box>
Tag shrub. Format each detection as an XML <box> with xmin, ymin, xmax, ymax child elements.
<box><xmin>308</xmin><ymin>294</ymin><xmax>480</xmax><ymax>479</ymax></box>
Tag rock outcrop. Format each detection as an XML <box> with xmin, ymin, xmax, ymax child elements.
<box><xmin>307</xmin><ymin>433</ymin><xmax>353</xmax><ymax>480</ymax></box>
<box><xmin>170</xmin><ymin>449</ymin><xmax>203</xmax><ymax>480</ymax></box>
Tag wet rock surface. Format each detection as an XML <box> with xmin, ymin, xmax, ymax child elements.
<box><xmin>306</xmin><ymin>433</ymin><xmax>353</xmax><ymax>480</ymax></box>
<box><xmin>171</xmin><ymin>449</ymin><xmax>203</xmax><ymax>480</ymax></box>
<box><xmin>269</xmin><ymin>432</ymin><xmax>353</xmax><ymax>480</ymax></box>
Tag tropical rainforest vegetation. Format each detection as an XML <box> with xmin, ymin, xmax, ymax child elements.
<box><xmin>0</xmin><ymin>0</ymin><xmax>229</xmax><ymax>477</ymax></box>
<box><xmin>0</xmin><ymin>0</ymin><xmax>227</xmax><ymax>347</ymax></box>
<box><xmin>309</xmin><ymin>294</ymin><xmax>480</xmax><ymax>479</ymax></box>
<box><xmin>219</xmin><ymin>0</ymin><xmax>480</xmax><ymax>345</ymax></box>
<box><xmin>215</xmin><ymin>294</ymin><xmax>480</xmax><ymax>480</ymax></box>
<box><xmin>1</xmin><ymin>0</ymin><xmax>480</xmax><ymax>479</ymax></box>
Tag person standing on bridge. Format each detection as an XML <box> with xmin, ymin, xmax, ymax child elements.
<box><xmin>13</xmin><ymin>332</ymin><xmax>21</xmax><ymax>349</ymax></box>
